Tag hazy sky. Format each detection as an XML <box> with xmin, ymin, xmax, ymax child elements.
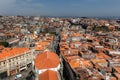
<box><xmin>0</xmin><ymin>0</ymin><xmax>120</xmax><ymax>16</ymax></box>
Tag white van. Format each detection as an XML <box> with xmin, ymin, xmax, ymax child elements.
<box><xmin>15</xmin><ymin>74</ymin><xmax>22</xmax><ymax>79</ymax></box>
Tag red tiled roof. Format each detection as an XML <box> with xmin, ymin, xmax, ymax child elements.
<box><xmin>39</xmin><ymin>70</ymin><xmax>59</xmax><ymax>80</ymax></box>
<box><xmin>35</xmin><ymin>51</ymin><xmax>60</xmax><ymax>69</ymax></box>
<box><xmin>0</xmin><ymin>45</ymin><xmax>4</xmax><ymax>50</ymax></box>
<box><xmin>110</xmin><ymin>77</ymin><xmax>117</xmax><ymax>80</ymax></box>
<box><xmin>69</xmin><ymin>59</ymin><xmax>93</xmax><ymax>68</ymax></box>
<box><xmin>113</xmin><ymin>66</ymin><xmax>120</xmax><ymax>73</ymax></box>
<box><xmin>35</xmin><ymin>41</ymin><xmax>50</xmax><ymax>51</ymax></box>
<box><xmin>114</xmin><ymin>73</ymin><xmax>120</xmax><ymax>79</ymax></box>
<box><xmin>0</xmin><ymin>48</ymin><xmax>29</xmax><ymax>61</ymax></box>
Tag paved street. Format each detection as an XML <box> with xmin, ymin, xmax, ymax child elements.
<box><xmin>1</xmin><ymin>64</ymin><xmax>34</xmax><ymax>80</ymax></box>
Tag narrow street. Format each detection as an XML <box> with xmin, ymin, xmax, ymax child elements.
<box><xmin>1</xmin><ymin>64</ymin><xmax>34</xmax><ymax>80</ymax></box>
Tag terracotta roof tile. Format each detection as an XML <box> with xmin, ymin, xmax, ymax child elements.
<box><xmin>37</xmin><ymin>41</ymin><xmax>50</xmax><ymax>46</ymax></box>
<box><xmin>91</xmin><ymin>59</ymin><xmax>107</xmax><ymax>64</ymax></box>
<box><xmin>0</xmin><ymin>48</ymin><xmax>29</xmax><ymax>61</ymax></box>
<box><xmin>35</xmin><ymin>45</ymin><xmax>45</xmax><ymax>51</ymax></box>
<box><xmin>35</xmin><ymin>41</ymin><xmax>50</xmax><ymax>51</ymax></box>
<box><xmin>110</xmin><ymin>77</ymin><xmax>117</xmax><ymax>80</ymax></box>
<box><xmin>39</xmin><ymin>70</ymin><xmax>59</xmax><ymax>80</ymax></box>
<box><xmin>113</xmin><ymin>66</ymin><xmax>120</xmax><ymax>73</ymax></box>
<box><xmin>35</xmin><ymin>51</ymin><xmax>60</xmax><ymax>70</ymax></box>
<box><xmin>114</xmin><ymin>73</ymin><xmax>120</xmax><ymax>79</ymax></box>
<box><xmin>69</xmin><ymin>58</ymin><xmax>93</xmax><ymax>68</ymax></box>
<box><xmin>95</xmin><ymin>53</ymin><xmax>111</xmax><ymax>59</ymax></box>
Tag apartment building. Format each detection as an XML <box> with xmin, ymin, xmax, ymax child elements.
<box><xmin>0</xmin><ymin>48</ymin><xmax>34</xmax><ymax>78</ymax></box>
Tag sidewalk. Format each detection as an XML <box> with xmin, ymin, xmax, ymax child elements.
<box><xmin>1</xmin><ymin>65</ymin><xmax>33</xmax><ymax>80</ymax></box>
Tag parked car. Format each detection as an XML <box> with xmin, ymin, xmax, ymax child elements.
<box><xmin>15</xmin><ymin>74</ymin><xmax>22</xmax><ymax>79</ymax></box>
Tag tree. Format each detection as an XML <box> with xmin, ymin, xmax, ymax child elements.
<box><xmin>0</xmin><ymin>15</ymin><xmax>3</xmax><ymax>18</ymax></box>
<box><xmin>93</xmin><ymin>26</ymin><xmax>111</xmax><ymax>32</ymax></box>
<box><xmin>0</xmin><ymin>42</ymin><xmax>9</xmax><ymax>47</ymax></box>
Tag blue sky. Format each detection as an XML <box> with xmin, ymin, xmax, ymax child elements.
<box><xmin>0</xmin><ymin>0</ymin><xmax>120</xmax><ymax>16</ymax></box>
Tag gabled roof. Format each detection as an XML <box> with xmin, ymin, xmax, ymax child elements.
<box><xmin>35</xmin><ymin>51</ymin><xmax>60</xmax><ymax>70</ymax></box>
<box><xmin>39</xmin><ymin>70</ymin><xmax>59</xmax><ymax>80</ymax></box>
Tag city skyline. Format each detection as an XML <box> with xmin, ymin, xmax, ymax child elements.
<box><xmin>0</xmin><ymin>0</ymin><xmax>120</xmax><ymax>17</ymax></box>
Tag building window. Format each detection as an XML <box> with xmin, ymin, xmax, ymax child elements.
<box><xmin>14</xmin><ymin>57</ymin><xmax>16</xmax><ymax>60</ymax></box>
<box><xmin>3</xmin><ymin>61</ymin><xmax>5</xmax><ymax>64</ymax></box>
<box><xmin>18</xmin><ymin>57</ymin><xmax>20</xmax><ymax>60</ymax></box>
<box><xmin>12</xmin><ymin>58</ymin><xmax>14</xmax><ymax>61</ymax></box>
<box><xmin>16</xmin><ymin>57</ymin><xmax>18</xmax><ymax>60</ymax></box>
<box><xmin>10</xmin><ymin>59</ymin><xmax>13</xmax><ymax>62</ymax></box>
<box><xmin>8</xmin><ymin>59</ymin><xmax>11</xmax><ymax>62</ymax></box>
<box><xmin>1</xmin><ymin>62</ymin><xmax>3</xmax><ymax>65</ymax></box>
